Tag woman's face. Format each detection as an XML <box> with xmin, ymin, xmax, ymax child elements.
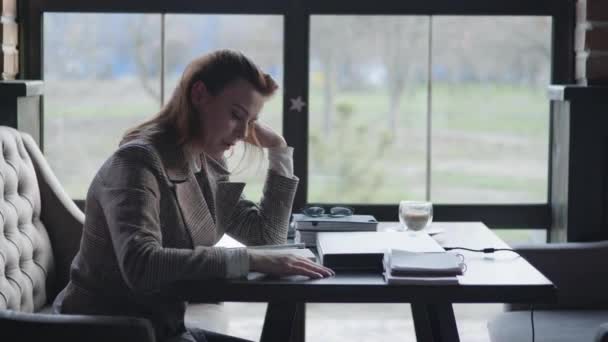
<box><xmin>191</xmin><ymin>78</ymin><xmax>265</xmax><ymax>158</ymax></box>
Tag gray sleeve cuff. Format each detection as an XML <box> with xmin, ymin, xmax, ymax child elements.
<box><xmin>224</xmin><ymin>247</ymin><xmax>249</xmax><ymax>278</ymax></box>
<box><xmin>268</xmin><ymin>146</ymin><xmax>294</xmax><ymax>178</ymax></box>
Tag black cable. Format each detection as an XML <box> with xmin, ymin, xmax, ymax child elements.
<box><xmin>443</xmin><ymin>247</ymin><xmax>518</xmax><ymax>254</ymax></box>
<box><xmin>531</xmin><ymin>304</ymin><xmax>535</xmax><ymax>342</ymax></box>
<box><xmin>443</xmin><ymin>246</ymin><xmax>530</xmax><ymax>339</ymax></box>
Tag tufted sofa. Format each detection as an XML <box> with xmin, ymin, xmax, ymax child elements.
<box><xmin>0</xmin><ymin>126</ymin><xmax>155</xmax><ymax>341</ymax></box>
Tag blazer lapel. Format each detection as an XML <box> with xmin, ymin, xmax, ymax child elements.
<box><xmin>161</xmin><ymin>141</ymin><xmax>217</xmax><ymax>247</ymax></box>
<box><xmin>175</xmin><ymin>179</ymin><xmax>218</xmax><ymax>246</ymax></box>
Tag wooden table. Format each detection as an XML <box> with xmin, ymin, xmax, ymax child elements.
<box><xmin>176</xmin><ymin>222</ymin><xmax>555</xmax><ymax>342</ymax></box>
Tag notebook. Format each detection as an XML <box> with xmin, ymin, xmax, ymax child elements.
<box><xmin>292</xmin><ymin>214</ymin><xmax>378</xmax><ymax>231</ymax></box>
<box><xmin>316</xmin><ymin>231</ymin><xmax>445</xmax><ymax>271</ymax></box>
<box><xmin>385</xmin><ymin>249</ymin><xmax>464</xmax><ymax>277</ymax></box>
<box><xmin>383</xmin><ymin>273</ymin><xmax>460</xmax><ymax>285</ymax></box>
<box><xmin>383</xmin><ymin>249</ymin><xmax>462</xmax><ymax>285</ymax></box>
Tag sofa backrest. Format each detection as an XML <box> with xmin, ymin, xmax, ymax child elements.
<box><xmin>0</xmin><ymin>127</ymin><xmax>55</xmax><ymax>312</ymax></box>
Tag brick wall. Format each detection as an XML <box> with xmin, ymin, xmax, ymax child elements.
<box><xmin>1</xmin><ymin>0</ymin><xmax>18</xmax><ymax>80</ymax></box>
<box><xmin>576</xmin><ymin>0</ymin><xmax>608</xmax><ymax>85</ymax></box>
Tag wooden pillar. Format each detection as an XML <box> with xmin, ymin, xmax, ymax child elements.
<box><xmin>551</xmin><ymin>1</ymin><xmax>608</xmax><ymax>241</ymax></box>
<box><xmin>1</xmin><ymin>0</ymin><xmax>18</xmax><ymax>80</ymax></box>
<box><xmin>0</xmin><ymin>80</ymin><xmax>43</xmax><ymax>147</ymax></box>
<box><xmin>549</xmin><ymin>85</ymin><xmax>608</xmax><ymax>242</ymax></box>
<box><xmin>575</xmin><ymin>0</ymin><xmax>608</xmax><ymax>85</ymax></box>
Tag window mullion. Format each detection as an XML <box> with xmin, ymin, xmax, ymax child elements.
<box><xmin>283</xmin><ymin>5</ymin><xmax>310</xmax><ymax>210</ymax></box>
<box><xmin>425</xmin><ymin>15</ymin><xmax>433</xmax><ymax>201</ymax></box>
<box><xmin>160</xmin><ymin>13</ymin><xmax>166</xmax><ymax>107</ymax></box>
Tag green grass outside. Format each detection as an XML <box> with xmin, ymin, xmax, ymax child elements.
<box><xmin>46</xmin><ymin>103</ymin><xmax>155</xmax><ymax>119</ymax></box>
<box><xmin>308</xmin><ymin>82</ymin><xmax>548</xmax><ymax>138</ymax></box>
<box><xmin>434</xmin><ymin>170</ymin><xmax>545</xmax><ymax>193</ymax></box>
<box><xmin>48</xmin><ymin>81</ymin><xmax>547</xmax><ymax>125</ymax></box>
<box><xmin>45</xmin><ymin>79</ymin><xmax>550</xmax><ymax>211</ymax></box>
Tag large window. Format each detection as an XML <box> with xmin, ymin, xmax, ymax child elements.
<box><xmin>43</xmin><ymin>13</ymin><xmax>283</xmax><ymax>200</ymax></box>
<box><xmin>309</xmin><ymin>16</ymin><xmax>551</xmax><ymax>205</ymax></box>
<box><xmin>309</xmin><ymin>16</ymin><xmax>429</xmax><ymax>203</ymax></box>
<box><xmin>43</xmin><ymin>13</ymin><xmax>161</xmax><ymax>197</ymax></box>
<box><xmin>431</xmin><ymin>16</ymin><xmax>551</xmax><ymax>204</ymax></box>
<box><xmin>27</xmin><ymin>0</ymin><xmax>573</xmax><ymax>233</ymax></box>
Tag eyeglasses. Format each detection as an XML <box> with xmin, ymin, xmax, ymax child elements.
<box><xmin>301</xmin><ymin>205</ymin><xmax>354</xmax><ymax>218</ymax></box>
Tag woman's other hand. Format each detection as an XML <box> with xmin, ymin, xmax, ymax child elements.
<box><xmin>248</xmin><ymin>250</ymin><xmax>335</xmax><ymax>279</ymax></box>
<box><xmin>245</xmin><ymin>122</ymin><xmax>287</xmax><ymax>148</ymax></box>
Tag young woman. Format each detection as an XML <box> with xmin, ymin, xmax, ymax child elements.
<box><xmin>54</xmin><ymin>50</ymin><xmax>334</xmax><ymax>342</ymax></box>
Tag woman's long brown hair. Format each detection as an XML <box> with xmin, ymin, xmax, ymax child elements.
<box><xmin>121</xmin><ymin>49</ymin><xmax>278</xmax><ymax>147</ymax></box>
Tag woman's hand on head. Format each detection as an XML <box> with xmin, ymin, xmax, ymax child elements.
<box><xmin>245</xmin><ymin>122</ymin><xmax>287</xmax><ymax>149</ymax></box>
<box><xmin>248</xmin><ymin>249</ymin><xmax>335</xmax><ymax>279</ymax></box>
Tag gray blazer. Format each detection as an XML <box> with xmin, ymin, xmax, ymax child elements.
<box><xmin>55</xmin><ymin>131</ymin><xmax>298</xmax><ymax>340</ymax></box>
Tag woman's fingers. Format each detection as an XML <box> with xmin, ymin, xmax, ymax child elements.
<box><xmin>295</xmin><ymin>259</ymin><xmax>335</xmax><ymax>277</ymax></box>
<box><xmin>248</xmin><ymin>250</ymin><xmax>335</xmax><ymax>279</ymax></box>
<box><xmin>286</xmin><ymin>264</ymin><xmax>324</xmax><ymax>279</ymax></box>
<box><xmin>246</xmin><ymin>121</ymin><xmax>287</xmax><ymax>148</ymax></box>
<box><xmin>287</xmin><ymin>257</ymin><xmax>335</xmax><ymax>278</ymax></box>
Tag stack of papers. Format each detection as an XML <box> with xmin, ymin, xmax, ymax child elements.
<box><xmin>295</xmin><ymin>230</ymin><xmax>319</xmax><ymax>246</ymax></box>
<box><xmin>383</xmin><ymin>249</ymin><xmax>463</xmax><ymax>285</ymax></box>
<box><xmin>293</xmin><ymin>214</ymin><xmax>378</xmax><ymax>247</ymax></box>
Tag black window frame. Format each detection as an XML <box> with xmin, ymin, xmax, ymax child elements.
<box><xmin>20</xmin><ymin>0</ymin><xmax>575</xmax><ymax>230</ymax></box>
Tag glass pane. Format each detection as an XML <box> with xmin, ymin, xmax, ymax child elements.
<box><xmin>309</xmin><ymin>16</ymin><xmax>429</xmax><ymax>204</ymax></box>
<box><xmin>431</xmin><ymin>16</ymin><xmax>551</xmax><ymax>203</ymax></box>
<box><xmin>165</xmin><ymin>14</ymin><xmax>283</xmax><ymax>199</ymax></box>
<box><xmin>44</xmin><ymin>13</ymin><xmax>161</xmax><ymax>198</ymax></box>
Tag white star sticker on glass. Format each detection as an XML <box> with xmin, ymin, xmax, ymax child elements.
<box><xmin>289</xmin><ymin>96</ymin><xmax>306</xmax><ymax>112</ymax></box>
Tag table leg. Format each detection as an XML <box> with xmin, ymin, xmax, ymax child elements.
<box><xmin>290</xmin><ymin>303</ymin><xmax>306</xmax><ymax>342</ymax></box>
<box><xmin>260</xmin><ymin>301</ymin><xmax>305</xmax><ymax>342</ymax></box>
<box><xmin>411</xmin><ymin>303</ymin><xmax>460</xmax><ymax>342</ymax></box>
